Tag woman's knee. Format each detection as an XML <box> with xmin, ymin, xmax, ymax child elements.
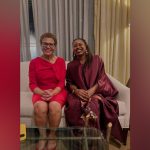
<box><xmin>34</xmin><ymin>101</ymin><xmax>48</xmax><ymax>115</ymax></box>
<box><xmin>49</xmin><ymin>101</ymin><xmax>61</xmax><ymax>115</ymax></box>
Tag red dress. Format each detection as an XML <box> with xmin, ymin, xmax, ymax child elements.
<box><xmin>29</xmin><ymin>57</ymin><xmax>67</xmax><ymax>107</ymax></box>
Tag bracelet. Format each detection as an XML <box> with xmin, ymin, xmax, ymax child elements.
<box><xmin>72</xmin><ymin>88</ymin><xmax>77</xmax><ymax>94</ymax></box>
<box><xmin>72</xmin><ymin>89</ymin><xmax>75</xmax><ymax>94</ymax></box>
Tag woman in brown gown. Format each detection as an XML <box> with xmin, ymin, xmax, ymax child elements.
<box><xmin>65</xmin><ymin>38</ymin><xmax>123</xmax><ymax>144</ymax></box>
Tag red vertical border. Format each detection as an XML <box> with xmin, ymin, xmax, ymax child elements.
<box><xmin>0</xmin><ymin>0</ymin><xmax>20</xmax><ymax>149</ymax></box>
<box><xmin>131</xmin><ymin>0</ymin><xmax>150</xmax><ymax>150</ymax></box>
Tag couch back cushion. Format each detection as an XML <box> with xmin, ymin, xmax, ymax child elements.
<box><xmin>21</xmin><ymin>61</ymin><xmax>30</xmax><ymax>92</ymax></box>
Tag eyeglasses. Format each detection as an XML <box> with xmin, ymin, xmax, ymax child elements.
<box><xmin>42</xmin><ymin>42</ymin><xmax>55</xmax><ymax>48</ymax></box>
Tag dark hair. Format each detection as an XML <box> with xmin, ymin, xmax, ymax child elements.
<box><xmin>72</xmin><ymin>38</ymin><xmax>93</xmax><ymax>68</ymax></box>
<box><xmin>40</xmin><ymin>32</ymin><xmax>57</xmax><ymax>45</ymax></box>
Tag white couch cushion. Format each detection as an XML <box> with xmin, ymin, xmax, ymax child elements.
<box><xmin>118</xmin><ymin>101</ymin><xmax>126</xmax><ymax>115</ymax></box>
<box><xmin>20</xmin><ymin>117</ymin><xmax>34</xmax><ymax>127</ymax></box>
<box><xmin>20</xmin><ymin>61</ymin><xmax>30</xmax><ymax>92</ymax></box>
<box><xmin>20</xmin><ymin>92</ymin><xmax>33</xmax><ymax>117</ymax></box>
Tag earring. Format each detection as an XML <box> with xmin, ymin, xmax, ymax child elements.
<box><xmin>73</xmin><ymin>53</ymin><xmax>76</xmax><ymax>57</ymax></box>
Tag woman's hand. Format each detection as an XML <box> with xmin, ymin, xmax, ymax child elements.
<box><xmin>87</xmin><ymin>84</ymin><xmax>98</xmax><ymax>98</ymax></box>
<box><xmin>41</xmin><ymin>89</ymin><xmax>53</xmax><ymax>101</ymax></box>
<box><xmin>74</xmin><ymin>89</ymin><xmax>89</xmax><ymax>102</ymax></box>
<box><xmin>92</xmin><ymin>95</ymin><xmax>102</xmax><ymax>101</ymax></box>
<box><xmin>87</xmin><ymin>88</ymin><xmax>95</xmax><ymax>98</ymax></box>
<box><xmin>33</xmin><ymin>87</ymin><xmax>54</xmax><ymax>101</ymax></box>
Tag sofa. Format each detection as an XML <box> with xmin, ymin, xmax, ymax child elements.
<box><xmin>20</xmin><ymin>61</ymin><xmax>130</xmax><ymax>144</ymax></box>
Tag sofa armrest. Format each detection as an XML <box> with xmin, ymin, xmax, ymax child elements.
<box><xmin>107</xmin><ymin>74</ymin><xmax>130</xmax><ymax>128</ymax></box>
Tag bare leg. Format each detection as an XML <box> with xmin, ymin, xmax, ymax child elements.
<box><xmin>47</xmin><ymin>101</ymin><xmax>62</xmax><ymax>150</ymax></box>
<box><xmin>34</xmin><ymin>101</ymin><xmax>48</xmax><ymax>150</ymax></box>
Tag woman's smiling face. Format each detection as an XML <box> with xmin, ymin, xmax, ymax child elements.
<box><xmin>73</xmin><ymin>39</ymin><xmax>87</xmax><ymax>56</ymax></box>
<box><xmin>41</xmin><ymin>37</ymin><xmax>56</xmax><ymax>56</ymax></box>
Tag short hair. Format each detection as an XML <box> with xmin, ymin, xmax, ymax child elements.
<box><xmin>40</xmin><ymin>32</ymin><xmax>57</xmax><ymax>45</ymax></box>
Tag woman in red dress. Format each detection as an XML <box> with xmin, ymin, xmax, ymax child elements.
<box><xmin>29</xmin><ymin>33</ymin><xmax>67</xmax><ymax>150</ymax></box>
<box><xmin>65</xmin><ymin>38</ymin><xmax>123</xmax><ymax>144</ymax></box>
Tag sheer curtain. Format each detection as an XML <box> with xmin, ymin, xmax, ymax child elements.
<box><xmin>31</xmin><ymin>0</ymin><xmax>94</xmax><ymax>61</ymax></box>
<box><xmin>20</xmin><ymin>0</ymin><xmax>31</xmax><ymax>61</ymax></box>
<box><xmin>94</xmin><ymin>0</ymin><xmax>130</xmax><ymax>84</ymax></box>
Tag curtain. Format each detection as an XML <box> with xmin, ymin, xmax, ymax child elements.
<box><xmin>94</xmin><ymin>0</ymin><xmax>130</xmax><ymax>84</ymax></box>
<box><xmin>20</xmin><ymin>0</ymin><xmax>31</xmax><ymax>61</ymax></box>
<box><xmin>31</xmin><ymin>0</ymin><xmax>94</xmax><ymax>61</ymax></box>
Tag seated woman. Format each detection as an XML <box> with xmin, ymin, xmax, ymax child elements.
<box><xmin>29</xmin><ymin>33</ymin><xmax>67</xmax><ymax>150</ymax></box>
<box><xmin>65</xmin><ymin>38</ymin><xmax>123</xmax><ymax>143</ymax></box>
